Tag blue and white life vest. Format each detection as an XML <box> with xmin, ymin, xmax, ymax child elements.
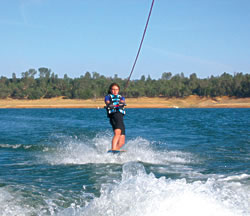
<box><xmin>107</xmin><ymin>94</ymin><xmax>126</xmax><ymax>115</ymax></box>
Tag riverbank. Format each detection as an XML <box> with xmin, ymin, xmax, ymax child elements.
<box><xmin>0</xmin><ymin>96</ymin><xmax>250</xmax><ymax>108</ymax></box>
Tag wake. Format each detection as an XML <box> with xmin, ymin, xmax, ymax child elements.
<box><xmin>41</xmin><ymin>133</ymin><xmax>196</xmax><ymax>166</ymax></box>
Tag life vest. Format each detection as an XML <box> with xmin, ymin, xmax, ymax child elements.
<box><xmin>106</xmin><ymin>94</ymin><xmax>126</xmax><ymax>116</ymax></box>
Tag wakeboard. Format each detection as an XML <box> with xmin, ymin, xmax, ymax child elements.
<box><xmin>107</xmin><ymin>150</ymin><xmax>126</xmax><ymax>154</ymax></box>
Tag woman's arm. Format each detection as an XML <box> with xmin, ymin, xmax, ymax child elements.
<box><xmin>104</xmin><ymin>95</ymin><xmax>111</xmax><ymax>105</ymax></box>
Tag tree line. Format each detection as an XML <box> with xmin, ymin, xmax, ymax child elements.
<box><xmin>0</xmin><ymin>67</ymin><xmax>249</xmax><ymax>99</ymax></box>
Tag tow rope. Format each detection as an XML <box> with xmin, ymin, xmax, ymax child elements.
<box><xmin>124</xmin><ymin>0</ymin><xmax>155</xmax><ymax>91</ymax></box>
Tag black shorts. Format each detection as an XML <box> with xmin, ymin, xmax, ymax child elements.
<box><xmin>109</xmin><ymin>112</ymin><xmax>125</xmax><ymax>135</ymax></box>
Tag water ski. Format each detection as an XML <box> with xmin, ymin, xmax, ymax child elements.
<box><xmin>107</xmin><ymin>150</ymin><xmax>126</xmax><ymax>154</ymax></box>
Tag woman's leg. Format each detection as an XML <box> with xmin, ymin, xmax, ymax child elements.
<box><xmin>118</xmin><ymin>135</ymin><xmax>125</xmax><ymax>149</ymax></box>
<box><xmin>110</xmin><ymin>113</ymin><xmax>125</xmax><ymax>150</ymax></box>
<box><xmin>112</xmin><ymin>129</ymin><xmax>122</xmax><ymax>150</ymax></box>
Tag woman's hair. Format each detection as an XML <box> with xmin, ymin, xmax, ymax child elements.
<box><xmin>108</xmin><ymin>83</ymin><xmax>120</xmax><ymax>94</ymax></box>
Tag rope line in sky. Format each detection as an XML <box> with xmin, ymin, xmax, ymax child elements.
<box><xmin>124</xmin><ymin>0</ymin><xmax>155</xmax><ymax>91</ymax></box>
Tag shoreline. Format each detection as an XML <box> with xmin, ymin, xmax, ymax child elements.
<box><xmin>0</xmin><ymin>96</ymin><xmax>250</xmax><ymax>108</ymax></box>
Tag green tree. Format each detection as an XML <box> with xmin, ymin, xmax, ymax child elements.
<box><xmin>161</xmin><ymin>72</ymin><xmax>172</xmax><ymax>80</ymax></box>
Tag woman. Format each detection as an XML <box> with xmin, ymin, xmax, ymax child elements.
<box><xmin>104</xmin><ymin>83</ymin><xmax>126</xmax><ymax>151</ymax></box>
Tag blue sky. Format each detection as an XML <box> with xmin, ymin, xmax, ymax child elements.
<box><xmin>0</xmin><ymin>0</ymin><xmax>249</xmax><ymax>79</ymax></box>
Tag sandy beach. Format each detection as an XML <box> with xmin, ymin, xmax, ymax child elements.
<box><xmin>0</xmin><ymin>96</ymin><xmax>250</xmax><ymax>108</ymax></box>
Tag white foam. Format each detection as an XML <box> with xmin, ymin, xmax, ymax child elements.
<box><xmin>0</xmin><ymin>144</ymin><xmax>32</xmax><ymax>149</ymax></box>
<box><xmin>219</xmin><ymin>174</ymin><xmax>250</xmax><ymax>182</ymax></box>
<box><xmin>1</xmin><ymin>163</ymin><xmax>249</xmax><ymax>216</ymax></box>
<box><xmin>65</xmin><ymin>162</ymin><xmax>249</xmax><ymax>216</ymax></box>
<box><xmin>0</xmin><ymin>186</ymin><xmax>78</xmax><ymax>216</ymax></box>
<box><xmin>43</xmin><ymin>134</ymin><xmax>196</xmax><ymax>166</ymax></box>
<box><xmin>0</xmin><ymin>187</ymin><xmax>34</xmax><ymax>216</ymax></box>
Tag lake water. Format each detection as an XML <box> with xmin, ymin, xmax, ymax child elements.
<box><xmin>0</xmin><ymin>108</ymin><xmax>249</xmax><ymax>216</ymax></box>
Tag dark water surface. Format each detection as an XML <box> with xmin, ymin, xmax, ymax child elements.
<box><xmin>0</xmin><ymin>108</ymin><xmax>249</xmax><ymax>215</ymax></box>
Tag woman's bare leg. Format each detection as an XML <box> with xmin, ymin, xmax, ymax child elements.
<box><xmin>112</xmin><ymin>129</ymin><xmax>122</xmax><ymax>150</ymax></box>
<box><xmin>118</xmin><ymin>135</ymin><xmax>125</xmax><ymax>149</ymax></box>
